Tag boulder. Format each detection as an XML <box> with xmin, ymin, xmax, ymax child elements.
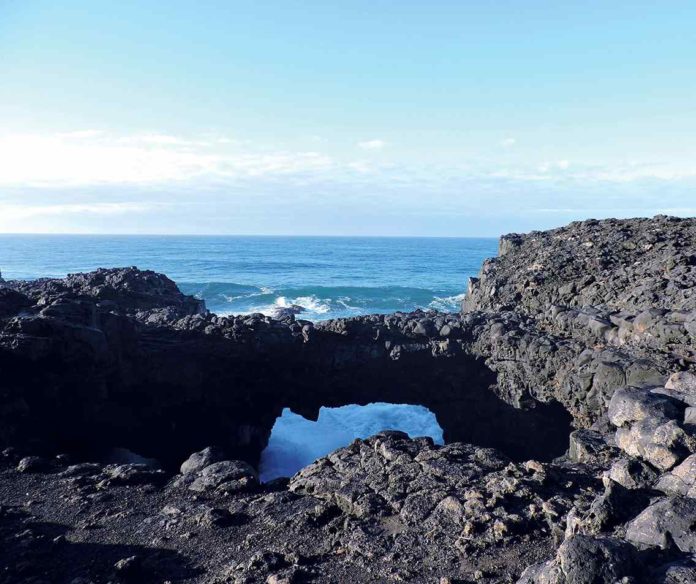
<box><xmin>517</xmin><ymin>535</ymin><xmax>641</xmax><ymax>584</ymax></box>
<box><xmin>195</xmin><ymin>507</ymin><xmax>236</xmax><ymax>528</ymax></box>
<box><xmin>16</xmin><ymin>456</ymin><xmax>48</xmax><ymax>473</ymax></box>
<box><xmin>607</xmin><ymin>386</ymin><xmax>683</xmax><ymax>428</ymax></box>
<box><xmin>614</xmin><ymin>416</ymin><xmax>694</xmax><ymax>471</ymax></box>
<box><xmin>655</xmin><ymin>454</ymin><xmax>696</xmax><ymax>497</ymax></box>
<box><xmin>180</xmin><ymin>446</ymin><xmax>226</xmax><ymax>475</ymax></box>
<box><xmin>576</xmin><ymin>480</ymin><xmax>648</xmax><ymax>534</ymax></box>
<box><xmin>685</xmin><ymin>407</ymin><xmax>696</xmax><ymax>426</ymax></box>
<box><xmin>605</xmin><ymin>457</ymin><xmax>658</xmax><ymax>490</ymax></box>
<box><xmin>664</xmin><ymin>371</ymin><xmax>696</xmax><ymax>406</ymax></box>
<box><xmin>568</xmin><ymin>429</ymin><xmax>615</xmax><ymax>464</ymax></box>
<box><xmin>188</xmin><ymin>460</ymin><xmax>258</xmax><ymax>494</ymax></box>
<box><xmin>557</xmin><ymin>536</ymin><xmax>641</xmax><ymax>584</ymax></box>
<box><xmin>609</xmin><ymin>387</ymin><xmax>694</xmax><ymax>470</ymax></box>
<box><xmin>101</xmin><ymin>464</ymin><xmax>166</xmax><ymax>486</ymax></box>
<box><xmin>625</xmin><ymin>496</ymin><xmax>696</xmax><ymax>552</ymax></box>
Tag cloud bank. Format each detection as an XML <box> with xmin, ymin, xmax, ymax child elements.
<box><xmin>0</xmin><ymin>130</ymin><xmax>694</xmax><ymax>235</ymax></box>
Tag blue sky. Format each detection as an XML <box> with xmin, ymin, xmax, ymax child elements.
<box><xmin>1</xmin><ymin>1</ymin><xmax>695</xmax><ymax>235</ymax></box>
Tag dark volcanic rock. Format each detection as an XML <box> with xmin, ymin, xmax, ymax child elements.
<box><xmin>0</xmin><ymin>267</ymin><xmax>575</xmax><ymax>467</ymax></box>
<box><xmin>10</xmin><ymin>266</ymin><xmax>206</xmax><ymax>316</ymax></box>
<box><xmin>180</xmin><ymin>446</ymin><xmax>227</xmax><ymax>475</ymax></box>
<box><xmin>519</xmin><ymin>534</ymin><xmax>643</xmax><ymax>584</ymax></box>
<box><xmin>187</xmin><ymin>460</ymin><xmax>258</xmax><ymax>494</ymax></box>
<box><xmin>1</xmin><ymin>216</ymin><xmax>695</xmax><ymax>582</ymax></box>
<box><xmin>655</xmin><ymin>454</ymin><xmax>696</xmax><ymax>497</ymax></box>
<box><xmin>605</xmin><ymin>457</ymin><xmax>659</xmax><ymax>490</ymax></box>
<box><xmin>464</xmin><ymin>215</ymin><xmax>696</xmax><ymax>314</ymax></box>
<box><xmin>16</xmin><ymin>455</ymin><xmax>48</xmax><ymax>473</ymax></box>
<box><xmin>625</xmin><ymin>496</ymin><xmax>696</xmax><ymax>553</ymax></box>
<box><xmin>0</xmin><ymin>432</ymin><xmax>591</xmax><ymax>584</ymax></box>
<box><xmin>290</xmin><ymin>431</ymin><xmax>598</xmax><ymax>544</ymax></box>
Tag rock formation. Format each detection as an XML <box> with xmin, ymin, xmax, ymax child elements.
<box><xmin>0</xmin><ymin>216</ymin><xmax>694</xmax><ymax>583</ymax></box>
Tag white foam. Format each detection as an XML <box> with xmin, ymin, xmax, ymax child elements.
<box><xmin>276</xmin><ymin>295</ymin><xmax>331</xmax><ymax>314</ymax></box>
<box><xmin>237</xmin><ymin>294</ymin><xmax>332</xmax><ymax>318</ymax></box>
<box><xmin>337</xmin><ymin>297</ymin><xmax>361</xmax><ymax>311</ymax></box>
<box><xmin>259</xmin><ymin>402</ymin><xmax>444</xmax><ymax>482</ymax></box>
<box><xmin>428</xmin><ymin>292</ymin><xmax>466</xmax><ymax>311</ymax></box>
<box><xmin>222</xmin><ymin>286</ymin><xmax>275</xmax><ymax>303</ymax></box>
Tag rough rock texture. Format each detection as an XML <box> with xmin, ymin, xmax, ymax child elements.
<box><xmin>625</xmin><ymin>496</ymin><xmax>696</xmax><ymax>553</ymax></box>
<box><xmin>464</xmin><ymin>215</ymin><xmax>696</xmax><ymax>313</ymax></box>
<box><xmin>0</xmin><ymin>267</ymin><xmax>574</xmax><ymax>467</ymax></box>
<box><xmin>1</xmin><ymin>433</ymin><xmax>600</xmax><ymax>583</ymax></box>
<box><xmin>1</xmin><ymin>215</ymin><xmax>695</xmax><ymax>582</ymax></box>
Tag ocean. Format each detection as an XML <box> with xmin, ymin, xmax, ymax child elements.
<box><xmin>0</xmin><ymin>235</ymin><xmax>497</xmax><ymax>321</ymax></box>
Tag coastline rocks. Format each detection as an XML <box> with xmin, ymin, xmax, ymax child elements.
<box><xmin>289</xmin><ymin>432</ymin><xmax>599</xmax><ymax>545</ymax></box>
<box><xmin>271</xmin><ymin>304</ymin><xmax>305</xmax><ymax>319</ymax></box>
<box><xmin>655</xmin><ymin>454</ymin><xmax>696</xmax><ymax>497</ymax></box>
<box><xmin>465</xmin><ymin>216</ymin><xmax>696</xmax><ymax>314</ymax></box>
<box><xmin>10</xmin><ymin>267</ymin><xmax>207</xmax><ymax>317</ymax></box>
<box><xmin>0</xmin><ymin>267</ymin><xmax>575</xmax><ymax>466</ymax></box>
<box><xmin>187</xmin><ymin>460</ymin><xmax>258</xmax><ymax>494</ymax></box>
<box><xmin>180</xmin><ymin>446</ymin><xmax>226</xmax><ymax>475</ymax></box>
<box><xmin>17</xmin><ymin>455</ymin><xmax>48</xmax><ymax>473</ymax></box>
<box><xmin>0</xmin><ymin>435</ymin><xmax>566</xmax><ymax>582</ymax></box>
<box><xmin>608</xmin><ymin>386</ymin><xmax>695</xmax><ymax>470</ymax></box>
<box><xmin>0</xmin><ymin>287</ymin><xmax>31</xmax><ymax>318</ymax></box>
<box><xmin>1</xmin><ymin>216</ymin><xmax>696</xmax><ymax>582</ymax></box>
<box><xmin>100</xmin><ymin>463</ymin><xmax>166</xmax><ymax>486</ymax></box>
<box><xmin>605</xmin><ymin>457</ymin><xmax>658</xmax><ymax>490</ymax></box>
<box><xmin>518</xmin><ymin>534</ymin><xmax>642</xmax><ymax>584</ymax></box>
<box><xmin>625</xmin><ymin>496</ymin><xmax>696</xmax><ymax>553</ymax></box>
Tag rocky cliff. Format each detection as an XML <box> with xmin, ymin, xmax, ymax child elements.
<box><xmin>0</xmin><ymin>216</ymin><xmax>695</xmax><ymax>583</ymax></box>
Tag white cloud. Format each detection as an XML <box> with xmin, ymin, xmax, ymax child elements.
<box><xmin>56</xmin><ymin>129</ymin><xmax>104</xmax><ymax>139</ymax></box>
<box><xmin>116</xmin><ymin>133</ymin><xmax>196</xmax><ymax>146</ymax></box>
<box><xmin>538</xmin><ymin>160</ymin><xmax>570</xmax><ymax>173</ymax></box>
<box><xmin>357</xmin><ymin>139</ymin><xmax>386</xmax><ymax>151</ymax></box>
<box><xmin>0</xmin><ymin>202</ymin><xmax>153</xmax><ymax>218</ymax></box>
<box><xmin>0</xmin><ymin>132</ymin><xmax>335</xmax><ymax>187</ymax></box>
<box><xmin>0</xmin><ymin>202</ymin><xmax>161</xmax><ymax>234</ymax></box>
<box><xmin>347</xmin><ymin>161</ymin><xmax>376</xmax><ymax>174</ymax></box>
<box><xmin>0</xmin><ymin>130</ymin><xmax>694</xmax><ymax>205</ymax></box>
<box><xmin>501</xmin><ymin>137</ymin><xmax>516</xmax><ymax>147</ymax></box>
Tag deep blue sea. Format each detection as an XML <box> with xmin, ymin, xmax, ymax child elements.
<box><xmin>0</xmin><ymin>236</ymin><xmax>497</xmax><ymax>320</ymax></box>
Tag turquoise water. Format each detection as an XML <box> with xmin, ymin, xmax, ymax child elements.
<box><xmin>0</xmin><ymin>235</ymin><xmax>497</xmax><ymax>320</ymax></box>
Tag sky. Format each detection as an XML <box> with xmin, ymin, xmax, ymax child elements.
<box><xmin>1</xmin><ymin>1</ymin><xmax>695</xmax><ymax>236</ymax></box>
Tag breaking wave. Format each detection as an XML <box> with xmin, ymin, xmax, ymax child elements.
<box><xmin>259</xmin><ymin>403</ymin><xmax>445</xmax><ymax>481</ymax></box>
<box><xmin>179</xmin><ymin>282</ymin><xmax>467</xmax><ymax>321</ymax></box>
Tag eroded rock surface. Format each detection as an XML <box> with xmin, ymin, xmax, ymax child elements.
<box><xmin>1</xmin><ymin>215</ymin><xmax>695</xmax><ymax>582</ymax></box>
<box><xmin>1</xmin><ymin>433</ymin><xmax>584</xmax><ymax>583</ymax></box>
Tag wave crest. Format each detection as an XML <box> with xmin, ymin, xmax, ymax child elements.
<box><xmin>179</xmin><ymin>282</ymin><xmax>466</xmax><ymax>321</ymax></box>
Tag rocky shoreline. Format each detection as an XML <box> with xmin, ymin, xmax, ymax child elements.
<box><xmin>1</xmin><ymin>215</ymin><xmax>695</xmax><ymax>583</ymax></box>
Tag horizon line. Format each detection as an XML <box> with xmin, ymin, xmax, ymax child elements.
<box><xmin>0</xmin><ymin>232</ymin><xmax>502</xmax><ymax>239</ymax></box>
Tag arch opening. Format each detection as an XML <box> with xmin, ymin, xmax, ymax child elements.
<box><xmin>259</xmin><ymin>402</ymin><xmax>444</xmax><ymax>482</ymax></box>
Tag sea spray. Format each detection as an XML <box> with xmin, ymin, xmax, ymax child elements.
<box><xmin>259</xmin><ymin>403</ymin><xmax>445</xmax><ymax>481</ymax></box>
